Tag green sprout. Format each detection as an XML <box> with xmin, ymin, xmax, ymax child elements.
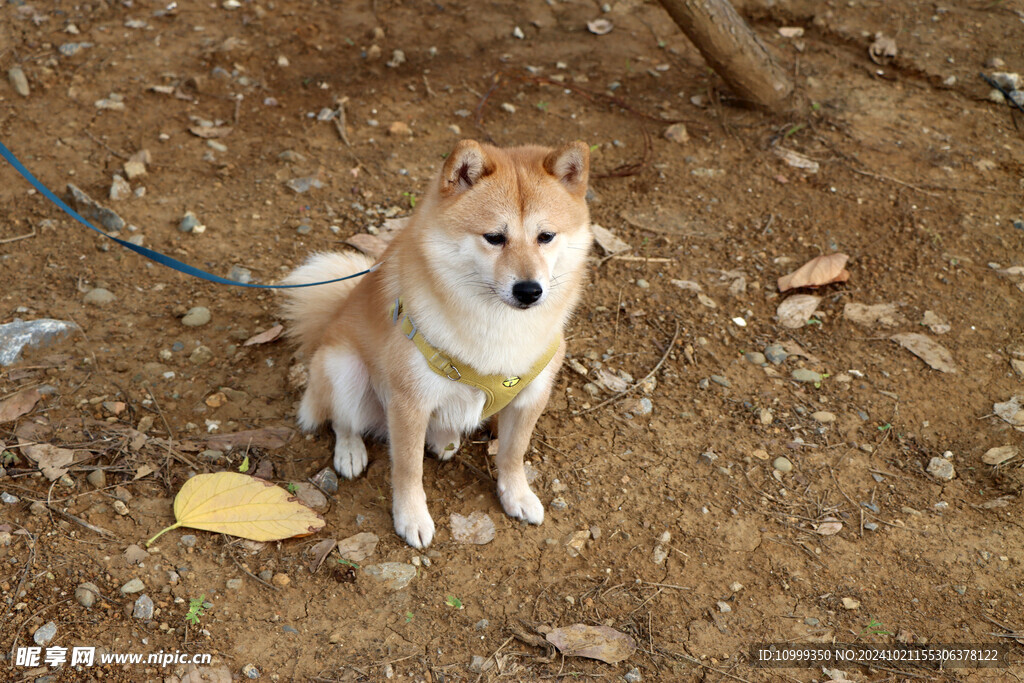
<box><xmin>402</xmin><ymin>191</ymin><xmax>417</xmax><ymax>208</ymax></box>
<box><xmin>185</xmin><ymin>595</ymin><xmax>207</xmax><ymax>626</ymax></box>
<box><xmin>238</xmin><ymin>455</ymin><xmax>250</xmax><ymax>473</ymax></box>
<box><xmin>445</xmin><ymin>595</ymin><xmax>463</xmax><ymax>609</ymax></box>
<box><xmin>286</xmin><ymin>482</ymin><xmax>298</xmax><ymax>494</ymax></box>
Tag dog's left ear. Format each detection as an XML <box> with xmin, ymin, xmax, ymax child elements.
<box><xmin>543</xmin><ymin>141</ymin><xmax>590</xmax><ymax>197</ymax></box>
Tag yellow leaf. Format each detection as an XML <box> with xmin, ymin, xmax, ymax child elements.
<box><xmin>146</xmin><ymin>472</ymin><xmax>325</xmax><ymax>546</ymax></box>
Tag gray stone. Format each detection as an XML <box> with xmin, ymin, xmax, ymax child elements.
<box><xmin>0</xmin><ymin>318</ymin><xmax>79</xmax><ymax>367</ymax></box>
<box><xmin>179</xmin><ymin>212</ymin><xmax>201</xmax><ymax>233</ymax></box>
<box><xmin>474</xmin><ymin>619</ymin><xmax>490</xmax><ymax>631</ymax></box>
<box><xmin>67</xmin><ymin>183</ymin><xmax>125</xmax><ymax>232</ymax></box>
<box><xmin>550</xmin><ymin>497</ymin><xmax>568</xmax><ymax>511</ymax></box>
<box><xmin>744</xmin><ymin>351</ymin><xmax>767</xmax><ymax>366</ymax></box>
<box><xmin>180</xmin><ymin>534</ymin><xmax>197</xmax><ymax>548</ymax></box>
<box><xmin>84</xmin><ymin>288</ymin><xmax>116</xmax><ymax>306</ymax></box>
<box><xmin>258</xmin><ymin>570</ymin><xmax>273</xmax><ymax>582</ymax></box>
<box><xmin>33</xmin><ymin>621</ymin><xmax>57</xmax><ymax>645</ymax></box>
<box><xmin>87</xmin><ymin>469</ymin><xmax>106</xmax><ymax>488</ymax></box>
<box><xmin>864</xmin><ymin>522</ymin><xmax>879</xmax><ymax>531</ymax></box>
<box><xmin>363</xmin><ymin>562</ymin><xmax>417</xmax><ymax>590</ymax></box>
<box><xmin>710</xmin><ymin>374</ymin><xmax>731</xmax><ymax>388</ymax></box>
<box><xmin>804</xmin><ymin>617</ymin><xmax>819</xmax><ymax>626</ymax></box>
<box><xmin>296</xmin><ymin>223</ymin><xmax>313</xmax><ymax>235</ymax></box>
<box><xmin>8</xmin><ymin>66</ymin><xmax>29</xmax><ymax>97</ymax></box>
<box><xmin>132</xmin><ymin>594</ymin><xmax>154</xmax><ymax>620</ymax></box>
<box><xmin>624</xmin><ymin>668</ymin><xmax>643</xmax><ymax>683</ymax></box>
<box><xmin>286</xmin><ymin>176</ymin><xmax>323</xmax><ymax>194</ymax></box>
<box><xmin>189</xmin><ymin>345</ymin><xmax>214</xmax><ymax>365</ymax></box>
<box><xmin>227</xmin><ymin>578</ymin><xmax>243</xmax><ymax>590</ymax></box>
<box><xmin>242</xmin><ymin>663</ymin><xmax>261</xmax><ymax>679</ymax></box>
<box><xmin>1</xmin><ymin>492</ymin><xmax>18</xmax><ymax>504</ymax></box>
<box><xmin>811</xmin><ymin>411</ymin><xmax>836</xmax><ymax>423</ymax></box>
<box><xmin>227</xmin><ymin>266</ymin><xmax>252</xmax><ymax>284</ymax></box>
<box><xmin>109</xmin><ymin>174</ymin><xmax>132</xmax><ymax>201</ymax></box>
<box><xmin>927</xmin><ymin>457</ymin><xmax>955</xmax><ymax>481</ymax></box>
<box><xmin>59</xmin><ymin>42</ymin><xmax>93</xmax><ymax>57</ymax></box>
<box><xmin>791</xmin><ymin>368</ymin><xmax>822</xmax><ymax>383</ymax></box>
<box><xmin>120</xmin><ymin>578</ymin><xmax>145</xmax><ymax>594</ymax></box>
<box><xmin>75</xmin><ymin>581</ymin><xmax>101</xmax><ymax>608</ymax></box>
<box><xmin>773</xmin><ymin>456</ymin><xmax>793</xmax><ymax>473</ymax></box>
<box><xmin>182</xmin><ymin>307</ymin><xmax>211</xmax><ymax>327</ymax></box>
<box><xmin>311</xmin><ymin>467</ymin><xmax>338</xmax><ymax>494</ymax></box>
<box><xmin>764</xmin><ymin>344</ymin><xmax>788</xmax><ymax>365</ymax></box>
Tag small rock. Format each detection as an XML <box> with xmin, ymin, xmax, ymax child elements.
<box><xmin>87</xmin><ymin>469</ymin><xmax>106</xmax><ymax>488</ymax></box>
<box><xmin>386</xmin><ymin>49</ymin><xmax>406</xmax><ymax>68</ymax></box>
<box><xmin>927</xmin><ymin>456</ymin><xmax>955</xmax><ymax>481</ymax></box>
<box><xmin>764</xmin><ymin>344</ymin><xmax>788</xmax><ymax>365</ymax></box>
<box><xmin>811</xmin><ymin>411</ymin><xmax>836</xmax><ymax>423</ymax></box>
<box><xmin>652</xmin><ymin>544</ymin><xmax>669</xmax><ymax>565</ymax></box>
<box><xmin>451</xmin><ymin>511</ymin><xmax>496</xmax><ymax>544</ymax></box>
<box><xmin>124</xmin><ymin>159</ymin><xmax>147</xmax><ymax>180</ymax></box>
<box><xmin>710</xmin><ymin>374</ymin><xmax>731</xmax><ymax>388</ymax></box>
<box><xmin>500</xmin><ymin>102</ymin><xmax>516</xmax><ymax>114</ymax></box>
<box><xmin>75</xmin><ymin>582</ymin><xmax>101</xmax><ymax>608</ymax></box>
<box><xmin>744</xmin><ymin>351</ymin><xmax>767</xmax><ymax>366</ymax></box>
<box><xmin>758</xmin><ymin>409</ymin><xmax>773</xmax><ymax>426</ymax></box>
<box><xmin>272</xmin><ymin>573</ymin><xmax>290</xmax><ymax>588</ymax></box>
<box><xmin>388</xmin><ymin>121</ymin><xmax>412</xmax><ymax>136</ymax></box>
<box><xmin>226</xmin><ymin>578</ymin><xmax>243</xmax><ymax>590</ymax></box>
<box><xmin>180</xmin><ymin>534</ymin><xmax>197</xmax><ymax>548</ymax></box>
<box><xmin>773</xmin><ymin>457</ymin><xmax>793</xmax><ymax>473</ymax></box>
<box><xmin>258</xmin><ymin>570</ymin><xmax>273</xmax><ymax>582</ymax></box>
<box><xmin>179</xmin><ymin>211</ymin><xmax>201</xmax><ymax>233</ymax></box>
<box><xmin>112</xmin><ymin>500</ymin><xmax>129</xmax><ymax>516</ymax></box>
<box><xmin>286</xmin><ymin>177</ymin><xmax>323</xmax><ymax>193</ymax></box>
<box><xmin>566</xmin><ymin>529</ymin><xmax>591</xmax><ymax>557</ymax></box>
<box><xmin>242</xmin><ymin>664</ymin><xmax>260</xmax><ymax>679</ymax></box>
<box><xmin>791</xmin><ymin>368</ymin><xmax>822</xmax><ymax>383</ymax></box>
<box><xmin>992</xmin><ymin>72</ymin><xmax>1021</xmax><ymax>91</ymax></box>
<box><xmin>550</xmin><ymin>497</ymin><xmax>568</xmax><ymax>511</ymax></box>
<box><xmin>311</xmin><ymin>467</ymin><xmax>339</xmax><ymax>494</ymax></box>
<box><xmin>636</xmin><ymin>278</ymin><xmax>650</xmax><ymax>289</ymax></box>
<box><xmin>624</xmin><ymin>668</ymin><xmax>643</xmax><ymax>683</ymax></box>
<box><xmin>363</xmin><ymin>563</ymin><xmax>416</xmax><ymax>590</ymax></box>
<box><xmin>475</xmin><ymin>618</ymin><xmax>490</xmax><ymax>630</ymax></box>
<box><xmin>120</xmin><ymin>578</ymin><xmax>145</xmax><ymax>594</ymax></box>
<box><xmin>84</xmin><ymin>288</ymin><xmax>116</xmax><ymax>306</ymax></box>
<box><xmin>729</xmin><ymin>581</ymin><xmax>744</xmax><ymax>593</ymax></box>
<box><xmin>469</xmin><ymin>655</ymin><xmax>492</xmax><ymax>674</ymax></box>
<box><xmin>664</xmin><ymin>123</ymin><xmax>689</xmax><ymax>143</ymax></box>
<box><xmin>132</xmin><ymin>594</ymin><xmax>154</xmax><ymax>620</ymax></box>
<box><xmin>67</xmin><ymin>183</ymin><xmax>125</xmax><ymax>232</ymax></box>
<box><xmin>34</xmin><ymin>621</ymin><xmax>57</xmax><ymax>645</ymax></box>
<box><xmin>841</xmin><ymin>597</ymin><xmax>860</xmax><ymax>610</ymax></box>
<box><xmin>8</xmin><ymin>66</ymin><xmax>30</xmax><ymax>97</ymax></box>
<box><xmin>804</xmin><ymin>617</ymin><xmax>820</xmax><ymax>626</ymax></box>
<box><xmin>751</xmin><ymin>448</ymin><xmax>769</xmax><ymax>461</ymax></box>
<box><xmin>716</xmin><ymin>601</ymin><xmax>732</xmax><ymax>613</ymax></box>
<box><xmin>207</xmin><ymin>140</ymin><xmax>228</xmax><ymax>153</ymax></box>
<box><xmin>512</xmin><ymin>25</ymin><xmax>525</xmax><ymax>39</ymax></box>
<box><xmin>864</xmin><ymin>522</ymin><xmax>879</xmax><ymax>531</ymax></box>
<box><xmin>182</xmin><ymin>307</ymin><xmax>212</xmax><ymax>327</ymax></box>
<box><xmin>110</xmin><ymin>174</ymin><xmax>132</xmax><ymax>201</ymax></box>
<box><xmin>227</xmin><ymin>266</ymin><xmax>252</xmax><ymax>284</ymax></box>
<box><xmin>2</xmin><ymin>492</ymin><xmax>20</xmax><ymax>504</ymax></box>
<box><xmin>60</xmin><ymin>42</ymin><xmax>94</xmax><ymax>57</ymax></box>
<box><xmin>189</xmin><ymin>345</ymin><xmax>214</xmax><ymax>365</ymax></box>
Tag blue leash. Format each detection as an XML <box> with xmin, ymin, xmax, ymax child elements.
<box><xmin>0</xmin><ymin>140</ymin><xmax>376</xmax><ymax>288</ymax></box>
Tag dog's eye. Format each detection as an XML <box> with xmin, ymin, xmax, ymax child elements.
<box><xmin>537</xmin><ymin>231</ymin><xmax>556</xmax><ymax>244</ymax></box>
<box><xmin>483</xmin><ymin>233</ymin><xmax>506</xmax><ymax>246</ymax></box>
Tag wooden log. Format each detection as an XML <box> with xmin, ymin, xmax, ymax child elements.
<box><xmin>657</xmin><ymin>0</ymin><xmax>792</xmax><ymax>111</ymax></box>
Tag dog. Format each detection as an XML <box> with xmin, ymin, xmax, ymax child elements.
<box><xmin>279</xmin><ymin>139</ymin><xmax>592</xmax><ymax>548</ymax></box>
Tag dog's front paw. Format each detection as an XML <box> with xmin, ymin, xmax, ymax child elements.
<box><xmin>498</xmin><ymin>482</ymin><xmax>545</xmax><ymax>525</ymax></box>
<box><xmin>393</xmin><ymin>498</ymin><xmax>435</xmax><ymax>549</ymax></box>
<box><xmin>333</xmin><ymin>432</ymin><xmax>368</xmax><ymax>479</ymax></box>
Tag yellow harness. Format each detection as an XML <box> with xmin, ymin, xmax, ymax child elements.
<box><xmin>390</xmin><ymin>298</ymin><xmax>561</xmax><ymax>419</ymax></box>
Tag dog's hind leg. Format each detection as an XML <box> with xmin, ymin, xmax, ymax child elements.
<box><xmin>426</xmin><ymin>427</ymin><xmax>461</xmax><ymax>461</ymax></box>
<box><xmin>321</xmin><ymin>348</ymin><xmax>377</xmax><ymax>479</ymax></box>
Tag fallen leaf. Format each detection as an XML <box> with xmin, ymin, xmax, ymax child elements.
<box><xmin>778</xmin><ymin>253</ymin><xmax>850</xmax><ymax>291</ymax></box>
<box><xmin>891</xmin><ymin>333</ymin><xmax>957</xmax><ymax>373</ymax></box>
<box><xmin>123</xmin><ymin>544</ymin><xmax>149</xmax><ymax>565</ymax></box>
<box><xmin>981</xmin><ymin>446</ymin><xmax>1017</xmax><ymax>466</ymax></box>
<box><xmin>591</xmin><ymin>223</ymin><xmax>630</xmax><ymax>255</ymax></box>
<box><xmin>920</xmin><ymin>310</ymin><xmax>950</xmax><ymax>334</ymax></box>
<box><xmin>815</xmin><ymin>518</ymin><xmax>843</xmax><ymax>536</ymax></box>
<box><xmin>586</xmin><ymin>18</ymin><xmax>613</xmax><ymax>35</ymax></box>
<box><xmin>843</xmin><ymin>302</ymin><xmax>903</xmax><ymax>327</ymax></box>
<box><xmin>869</xmin><ymin>34</ymin><xmax>897</xmax><ymax>65</ymax></box>
<box><xmin>145</xmin><ymin>472</ymin><xmax>325</xmax><ymax>546</ymax></box>
<box><xmin>336</xmin><ymin>532</ymin><xmax>379</xmax><ymax>562</ymax></box>
<box><xmin>243</xmin><ymin>325</ymin><xmax>284</xmax><ymax>346</ymax></box>
<box><xmin>450</xmin><ymin>511</ymin><xmax>496</xmax><ymax>545</ymax></box>
<box><xmin>134</xmin><ymin>464</ymin><xmax>155</xmax><ymax>480</ymax></box>
<box><xmin>978</xmin><ymin>495</ymin><xmax>1015</xmax><ymax>509</ymax></box>
<box><xmin>776</xmin><ymin>294</ymin><xmax>822</xmax><ymax>328</ymax></box>
<box><xmin>0</xmin><ymin>388</ymin><xmax>43</xmax><ymax>424</ymax></box>
<box><xmin>293</xmin><ymin>483</ymin><xmax>327</xmax><ymax>511</ymax></box>
<box><xmin>188</xmin><ymin>125</ymin><xmax>233</xmax><ymax>138</ymax></box>
<box><xmin>994</xmin><ymin>396</ymin><xmax>1024</xmax><ymax>430</ymax></box>
<box><xmin>773</xmin><ymin>147</ymin><xmax>819</xmax><ymax>173</ymax></box>
<box><xmin>305</xmin><ymin>538</ymin><xmax>337</xmax><ymax>574</ymax></box>
<box><xmin>546</xmin><ymin>624</ymin><xmax>636</xmax><ymax>664</ymax></box>
<box><xmin>779</xmin><ymin>340</ymin><xmax>822</xmax><ymax>364</ymax></box>
<box><xmin>670</xmin><ymin>279</ymin><xmax>702</xmax><ymax>292</ymax></box>
<box><xmin>592</xmin><ymin>368</ymin><xmax>629</xmax><ymax>393</ymax></box>
<box><xmin>344</xmin><ymin>233</ymin><xmax>390</xmax><ymax>259</ymax></box>
<box><xmin>22</xmin><ymin>443</ymin><xmax>75</xmax><ymax>480</ymax></box>
<box><xmin>199</xmin><ymin>427</ymin><xmax>293</xmax><ymax>451</ymax></box>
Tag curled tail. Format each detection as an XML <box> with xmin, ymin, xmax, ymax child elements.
<box><xmin>279</xmin><ymin>252</ymin><xmax>376</xmax><ymax>352</ymax></box>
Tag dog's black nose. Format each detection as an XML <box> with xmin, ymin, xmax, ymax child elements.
<box><xmin>512</xmin><ymin>280</ymin><xmax>543</xmax><ymax>306</ymax></box>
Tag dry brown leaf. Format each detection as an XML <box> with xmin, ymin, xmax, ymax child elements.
<box><xmin>774</xmin><ymin>147</ymin><xmax>820</xmax><ymax>173</ymax></box>
<box><xmin>776</xmin><ymin>294</ymin><xmax>822</xmax><ymax>329</ymax></box>
<box><xmin>546</xmin><ymin>624</ymin><xmax>636</xmax><ymax>664</ymax></box>
<box><xmin>778</xmin><ymin>254</ymin><xmax>850</xmax><ymax>292</ymax></box>
<box><xmin>843</xmin><ymin>302</ymin><xmax>903</xmax><ymax>327</ymax></box>
<box><xmin>891</xmin><ymin>333</ymin><xmax>957</xmax><ymax>373</ymax></box>
<box><xmin>22</xmin><ymin>443</ymin><xmax>74</xmax><ymax>480</ymax></box>
<box><xmin>344</xmin><ymin>233</ymin><xmax>390</xmax><ymax>259</ymax></box>
<box><xmin>993</xmin><ymin>396</ymin><xmax>1024</xmax><ymax>430</ymax></box>
<box><xmin>188</xmin><ymin>125</ymin><xmax>233</xmax><ymax>138</ymax></box>
<box><xmin>243</xmin><ymin>325</ymin><xmax>283</xmax><ymax>346</ymax></box>
<box><xmin>146</xmin><ymin>472</ymin><xmax>325</xmax><ymax>545</ymax></box>
<box><xmin>200</xmin><ymin>427</ymin><xmax>293</xmax><ymax>451</ymax></box>
<box><xmin>591</xmin><ymin>223</ymin><xmax>631</xmax><ymax>255</ymax></box>
<box><xmin>0</xmin><ymin>388</ymin><xmax>43</xmax><ymax>424</ymax></box>
<box><xmin>336</xmin><ymin>532</ymin><xmax>379</xmax><ymax>562</ymax></box>
<box><xmin>134</xmin><ymin>464</ymin><xmax>156</xmax><ymax>480</ymax></box>
<box><xmin>123</xmin><ymin>544</ymin><xmax>149</xmax><ymax>565</ymax></box>
<box><xmin>305</xmin><ymin>538</ymin><xmax>337</xmax><ymax>574</ymax></box>
<box><xmin>981</xmin><ymin>446</ymin><xmax>1017</xmax><ymax>466</ymax></box>
<box><xmin>815</xmin><ymin>518</ymin><xmax>843</xmax><ymax>536</ymax></box>
<box><xmin>293</xmin><ymin>483</ymin><xmax>328</xmax><ymax>511</ymax></box>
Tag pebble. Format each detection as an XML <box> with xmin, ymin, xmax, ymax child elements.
<box><xmin>124</xmin><ymin>159</ymin><xmax>147</xmax><ymax>180</ymax></box>
<box><xmin>272</xmin><ymin>573</ymin><xmax>290</xmax><ymax>588</ymax></box>
<box><xmin>8</xmin><ymin>66</ymin><xmax>30</xmax><ymax>97</ymax></box>
<box><xmin>475</xmin><ymin>619</ymin><xmax>490</xmax><ymax>631</ymax></box>
<box><xmin>84</xmin><ymin>287</ymin><xmax>116</xmax><ymax>306</ymax></box>
<box><xmin>864</xmin><ymin>522</ymin><xmax>879</xmax><ymax>531</ymax></box>
<box><xmin>296</xmin><ymin>223</ymin><xmax>312</xmax><ymax>235</ymax></box>
<box><xmin>550</xmin><ymin>497</ymin><xmax>568</xmax><ymax>511</ymax></box>
<box><xmin>744</xmin><ymin>351</ymin><xmax>766</xmax><ymax>366</ymax></box>
<box><xmin>133</xmin><ymin>594</ymin><xmax>154</xmax><ymax>620</ymax></box>
<box><xmin>791</xmin><ymin>368</ymin><xmax>821</xmax><ymax>383</ymax></box>
<box><xmin>842</xmin><ymin>597</ymin><xmax>860</xmax><ymax>610</ymax></box>
<box><xmin>388</xmin><ymin>121</ymin><xmax>412</xmax><ymax>136</ymax></box>
<box><xmin>861</xmin><ymin>502</ymin><xmax>880</xmax><ymax>513</ymax></box>
<box><xmin>227</xmin><ymin>578</ymin><xmax>243</xmax><ymax>590</ymax></box>
<box><xmin>636</xmin><ymin>278</ymin><xmax>650</xmax><ymax>289</ymax></box>
<box><xmin>34</xmin><ymin>622</ymin><xmax>57</xmax><ymax>645</ymax></box>
<box><xmin>75</xmin><ymin>582</ymin><xmax>101</xmax><ymax>608</ymax></box>
<box><xmin>716</xmin><ymin>601</ymin><xmax>732</xmax><ymax>613</ymax></box>
<box><xmin>804</xmin><ymin>617</ymin><xmax>820</xmax><ymax>626</ymax></box>
<box><xmin>1</xmin><ymin>492</ymin><xmax>18</xmax><ymax>504</ymax></box>
<box><xmin>710</xmin><ymin>374</ymin><xmax>731</xmax><ymax>388</ymax></box>
<box><xmin>501</xmin><ymin>102</ymin><xmax>516</xmax><ymax>113</ymax></box>
<box><xmin>758</xmin><ymin>409</ymin><xmax>773</xmax><ymax>425</ymax></box>
<box><xmin>189</xmin><ymin>345</ymin><xmax>214</xmax><ymax>365</ymax></box>
<box><xmin>112</xmin><ymin>500</ymin><xmax>129</xmax><ymax>516</ymax></box>
<box><xmin>59</xmin><ymin>42</ymin><xmax>93</xmax><ymax>57</ymax></box>
<box><xmin>773</xmin><ymin>456</ymin><xmax>793</xmax><ymax>473</ymax></box>
<box><xmin>927</xmin><ymin>457</ymin><xmax>955</xmax><ymax>481</ymax></box>
<box><xmin>110</xmin><ymin>174</ymin><xmax>132</xmax><ymax>201</ymax></box>
<box><xmin>729</xmin><ymin>582</ymin><xmax>744</xmax><ymax>593</ymax></box>
<box><xmin>512</xmin><ymin>25</ymin><xmax>525</xmax><ymax>39</ymax></box>
<box><xmin>624</xmin><ymin>668</ymin><xmax>643</xmax><ymax>683</ymax></box>
<box><xmin>242</xmin><ymin>664</ymin><xmax>261</xmax><ymax>679</ymax></box>
<box><xmin>182</xmin><ymin>306</ymin><xmax>211</xmax><ymax>327</ymax></box>
<box><xmin>811</xmin><ymin>411</ymin><xmax>836</xmax><ymax>423</ymax></box>
<box><xmin>386</xmin><ymin>49</ymin><xmax>406</xmax><ymax>68</ymax></box>
<box><xmin>311</xmin><ymin>467</ymin><xmax>339</xmax><ymax>494</ymax></box>
<box><xmin>227</xmin><ymin>266</ymin><xmax>252</xmax><ymax>284</ymax></box>
<box><xmin>180</xmin><ymin>534</ymin><xmax>197</xmax><ymax>548</ymax></box>
<box><xmin>663</xmin><ymin>123</ymin><xmax>689</xmax><ymax>143</ymax></box>
<box><xmin>121</xmin><ymin>578</ymin><xmax>145</xmax><ymax>594</ymax></box>
<box><xmin>764</xmin><ymin>344</ymin><xmax>788</xmax><ymax>365</ymax></box>
<box><xmin>259</xmin><ymin>570</ymin><xmax>273</xmax><ymax>582</ymax></box>
<box><xmin>207</xmin><ymin>140</ymin><xmax>228</xmax><ymax>153</ymax></box>
<box><xmin>67</xmin><ymin>183</ymin><xmax>125</xmax><ymax>232</ymax></box>
<box><xmin>698</xmin><ymin>450</ymin><xmax>718</xmax><ymax>465</ymax></box>
<box><xmin>363</xmin><ymin>563</ymin><xmax>416</xmax><ymax>590</ymax></box>
<box><xmin>179</xmin><ymin>211</ymin><xmax>201</xmax><ymax>233</ymax></box>
<box><xmin>30</xmin><ymin>501</ymin><xmax>47</xmax><ymax>516</ymax></box>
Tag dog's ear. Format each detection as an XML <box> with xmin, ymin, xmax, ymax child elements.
<box><xmin>441</xmin><ymin>140</ymin><xmax>492</xmax><ymax>197</ymax></box>
<box><xmin>543</xmin><ymin>141</ymin><xmax>590</xmax><ymax>197</ymax></box>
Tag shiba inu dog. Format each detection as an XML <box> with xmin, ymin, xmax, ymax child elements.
<box><xmin>280</xmin><ymin>139</ymin><xmax>591</xmax><ymax>548</ymax></box>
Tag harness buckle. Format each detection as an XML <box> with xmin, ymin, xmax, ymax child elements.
<box><xmin>443</xmin><ymin>364</ymin><xmax>462</xmax><ymax>381</ymax></box>
<box><xmin>402</xmin><ymin>315</ymin><xmax>417</xmax><ymax>340</ymax></box>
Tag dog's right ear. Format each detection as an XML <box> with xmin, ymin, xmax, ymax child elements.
<box><xmin>440</xmin><ymin>140</ymin><xmax>491</xmax><ymax>197</ymax></box>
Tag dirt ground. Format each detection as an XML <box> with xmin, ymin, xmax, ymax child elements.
<box><xmin>2</xmin><ymin>0</ymin><xmax>1023</xmax><ymax>681</ymax></box>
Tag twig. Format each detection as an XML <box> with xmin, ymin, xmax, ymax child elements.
<box><xmin>0</xmin><ymin>230</ymin><xmax>35</xmax><ymax>244</ymax></box>
<box><xmin>3</xmin><ymin>527</ymin><xmax>35</xmax><ymax>623</ymax></box>
<box><xmin>84</xmin><ymin>129</ymin><xmax>129</xmax><ymax>160</ymax></box>
<box><xmin>49</xmin><ymin>505</ymin><xmax>117</xmax><ymax>538</ymax></box>
<box><xmin>144</xmin><ymin>383</ymin><xmax>175</xmax><ymax>440</ymax></box>
<box><xmin>475</xmin><ymin>635</ymin><xmax>514</xmax><ymax>682</ymax></box>
<box><xmin>333</xmin><ymin>97</ymin><xmax>351</xmax><ymax>147</ymax></box>
<box><xmin>847</xmin><ymin>167</ymin><xmax>942</xmax><ymax>198</ymax></box>
<box><xmin>422</xmin><ymin>75</ymin><xmax>436</xmax><ymax>98</ymax></box>
<box><xmin>577</xmin><ymin>320</ymin><xmax>679</xmax><ymax>415</ymax></box>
